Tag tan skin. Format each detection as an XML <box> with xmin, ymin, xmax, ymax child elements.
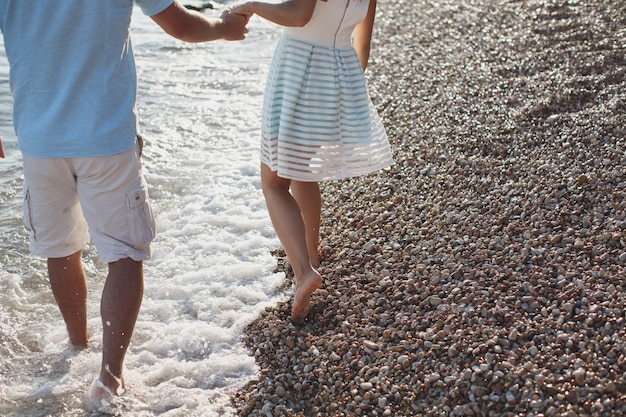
<box><xmin>49</xmin><ymin>252</ymin><xmax>143</xmax><ymax>399</ymax></box>
<box><xmin>151</xmin><ymin>1</ymin><xmax>248</xmax><ymax>41</ymax></box>
<box><xmin>232</xmin><ymin>0</ymin><xmax>378</xmax><ymax>322</ymax></box>
<box><xmin>353</xmin><ymin>0</ymin><xmax>377</xmax><ymax>70</ymax></box>
<box><xmin>1</xmin><ymin>1</ymin><xmax>248</xmax><ymax>405</ymax></box>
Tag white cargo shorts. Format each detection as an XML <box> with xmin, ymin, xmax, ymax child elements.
<box><xmin>22</xmin><ymin>143</ymin><xmax>156</xmax><ymax>263</ymax></box>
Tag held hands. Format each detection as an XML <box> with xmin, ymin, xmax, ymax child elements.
<box><xmin>229</xmin><ymin>3</ymin><xmax>254</xmax><ymax>21</ymax></box>
<box><xmin>220</xmin><ymin>8</ymin><xmax>250</xmax><ymax>40</ymax></box>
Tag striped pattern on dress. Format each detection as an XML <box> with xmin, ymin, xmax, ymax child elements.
<box><xmin>260</xmin><ymin>36</ymin><xmax>393</xmax><ymax>182</ymax></box>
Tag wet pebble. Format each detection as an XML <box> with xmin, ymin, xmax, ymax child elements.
<box><xmin>231</xmin><ymin>0</ymin><xmax>626</xmax><ymax>415</ymax></box>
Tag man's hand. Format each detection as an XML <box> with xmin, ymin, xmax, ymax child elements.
<box><xmin>219</xmin><ymin>9</ymin><xmax>249</xmax><ymax>40</ymax></box>
<box><xmin>151</xmin><ymin>1</ymin><xmax>248</xmax><ymax>42</ymax></box>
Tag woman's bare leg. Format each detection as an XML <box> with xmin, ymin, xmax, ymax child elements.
<box><xmin>290</xmin><ymin>181</ymin><xmax>321</xmax><ymax>268</ymax></box>
<box><xmin>261</xmin><ymin>164</ymin><xmax>322</xmax><ymax>321</ymax></box>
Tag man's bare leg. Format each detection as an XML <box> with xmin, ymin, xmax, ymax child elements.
<box><xmin>48</xmin><ymin>251</ymin><xmax>89</xmax><ymax>348</ymax></box>
<box><xmin>290</xmin><ymin>181</ymin><xmax>321</xmax><ymax>268</ymax></box>
<box><xmin>90</xmin><ymin>257</ymin><xmax>143</xmax><ymax>406</ymax></box>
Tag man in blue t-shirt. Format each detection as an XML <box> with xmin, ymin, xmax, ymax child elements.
<box><xmin>0</xmin><ymin>0</ymin><xmax>247</xmax><ymax>409</ymax></box>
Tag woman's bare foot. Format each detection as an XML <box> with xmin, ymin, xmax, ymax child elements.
<box><xmin>291</xmin><ymin>269</ymin><xmax>322</xmax><ymax>322</ymax></box>
<box><xmin>308</xmin><ymin>243</ymin><xmax>320</xmax><ymax>269</ymax></box>
<box><xmin>309</xmin><ymin>253</ymin><xmax>320</xmax><ymax>269</ymax></box>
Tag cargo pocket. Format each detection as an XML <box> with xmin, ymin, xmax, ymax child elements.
<box><xmin>22</xmin><ymin>188</ymin><xmax>36</xmax><ymax>241</ymax></box>
<box><xmin>127</xmin><ymin>186</ymin><xmax>156</xmax><ymax>250</ymax></box>
<box><xmin>136</xmin><ymin>134</ymin><xmax>144</xmax><ymax>157</ymax></box>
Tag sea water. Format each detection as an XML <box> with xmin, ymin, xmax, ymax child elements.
<box><xmin>0</xmin><ymin>4</ymin><xmax>285</xmax><ymax>416</ymax></box>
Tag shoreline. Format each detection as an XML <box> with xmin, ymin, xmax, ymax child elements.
<box><xmin>232</xmin><ymin>0</ymin><xmax>626</xmax><ymax>416</ymax></box>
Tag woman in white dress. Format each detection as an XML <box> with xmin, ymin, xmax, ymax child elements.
<box><xmin>232</xmin><ymin>0</ymin><xmax>393</xmax><ymax>322</ymax></box>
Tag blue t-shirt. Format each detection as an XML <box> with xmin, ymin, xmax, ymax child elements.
<box><xmin>0</xmin><ymin>0</ymin><xmax>172</xmax><ymax>158</ymax></box>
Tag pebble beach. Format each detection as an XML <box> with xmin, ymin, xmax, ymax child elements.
<box><xmin>231</xmin><ymin>0</ymin><xmax>626</xmax><ymax>416</ymax></box>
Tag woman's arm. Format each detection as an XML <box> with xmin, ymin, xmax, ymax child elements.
<box><xmin>352</xmin><ymin>0</ymin><xmax>377</xmax><ymax>71</ymax></box>
<box><xmin>231</xmin><ymin>0</ymin><xmax>318</xmax><ymax>28</ymax></box>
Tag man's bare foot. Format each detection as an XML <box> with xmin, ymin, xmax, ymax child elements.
<box><xmin>69</xmin><ymin>330</ymin><xmax>90</xmax><ymax>349</ymax></box>
<box><xmin>87</xmin><ymin>379</ymin><xmax>115</xmax><ymax>410</ymax></box>
<box><xmin>291</xmin><ymin>269</ymin><xmax>322</xmax><ymax>322</ymax></box>
<box><xmin>88</xmin><ymin>366</ymin><xmax>125</xmax><ymax>410</ymax></box>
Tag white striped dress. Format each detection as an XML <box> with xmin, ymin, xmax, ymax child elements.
<box><xmin>260</xmin><ymin>0</ymin><xmax>393</xmax><ymax>182</ymax></box>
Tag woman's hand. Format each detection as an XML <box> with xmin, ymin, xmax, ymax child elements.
<box><xmin>230</xmin><ymin>2</ymin><xmax>255</xmax><ymax>23</ymax></box>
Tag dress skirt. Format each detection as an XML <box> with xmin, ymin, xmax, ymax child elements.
<box><xmin>260</xmin><ymin>35</ymin><xmax>394</xmax><ymax>182</ymax></box>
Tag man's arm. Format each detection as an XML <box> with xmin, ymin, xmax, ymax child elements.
<box><xmin>151</xmin><ymin>1</ymin><xmax>248</xmax><ymax>42</ymax></box>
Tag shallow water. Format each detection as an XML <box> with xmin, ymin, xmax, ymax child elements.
<box><xmin>0</xmin><ymin>5</ymin><xmax>286</xmax><ymax>416</ymax></box>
